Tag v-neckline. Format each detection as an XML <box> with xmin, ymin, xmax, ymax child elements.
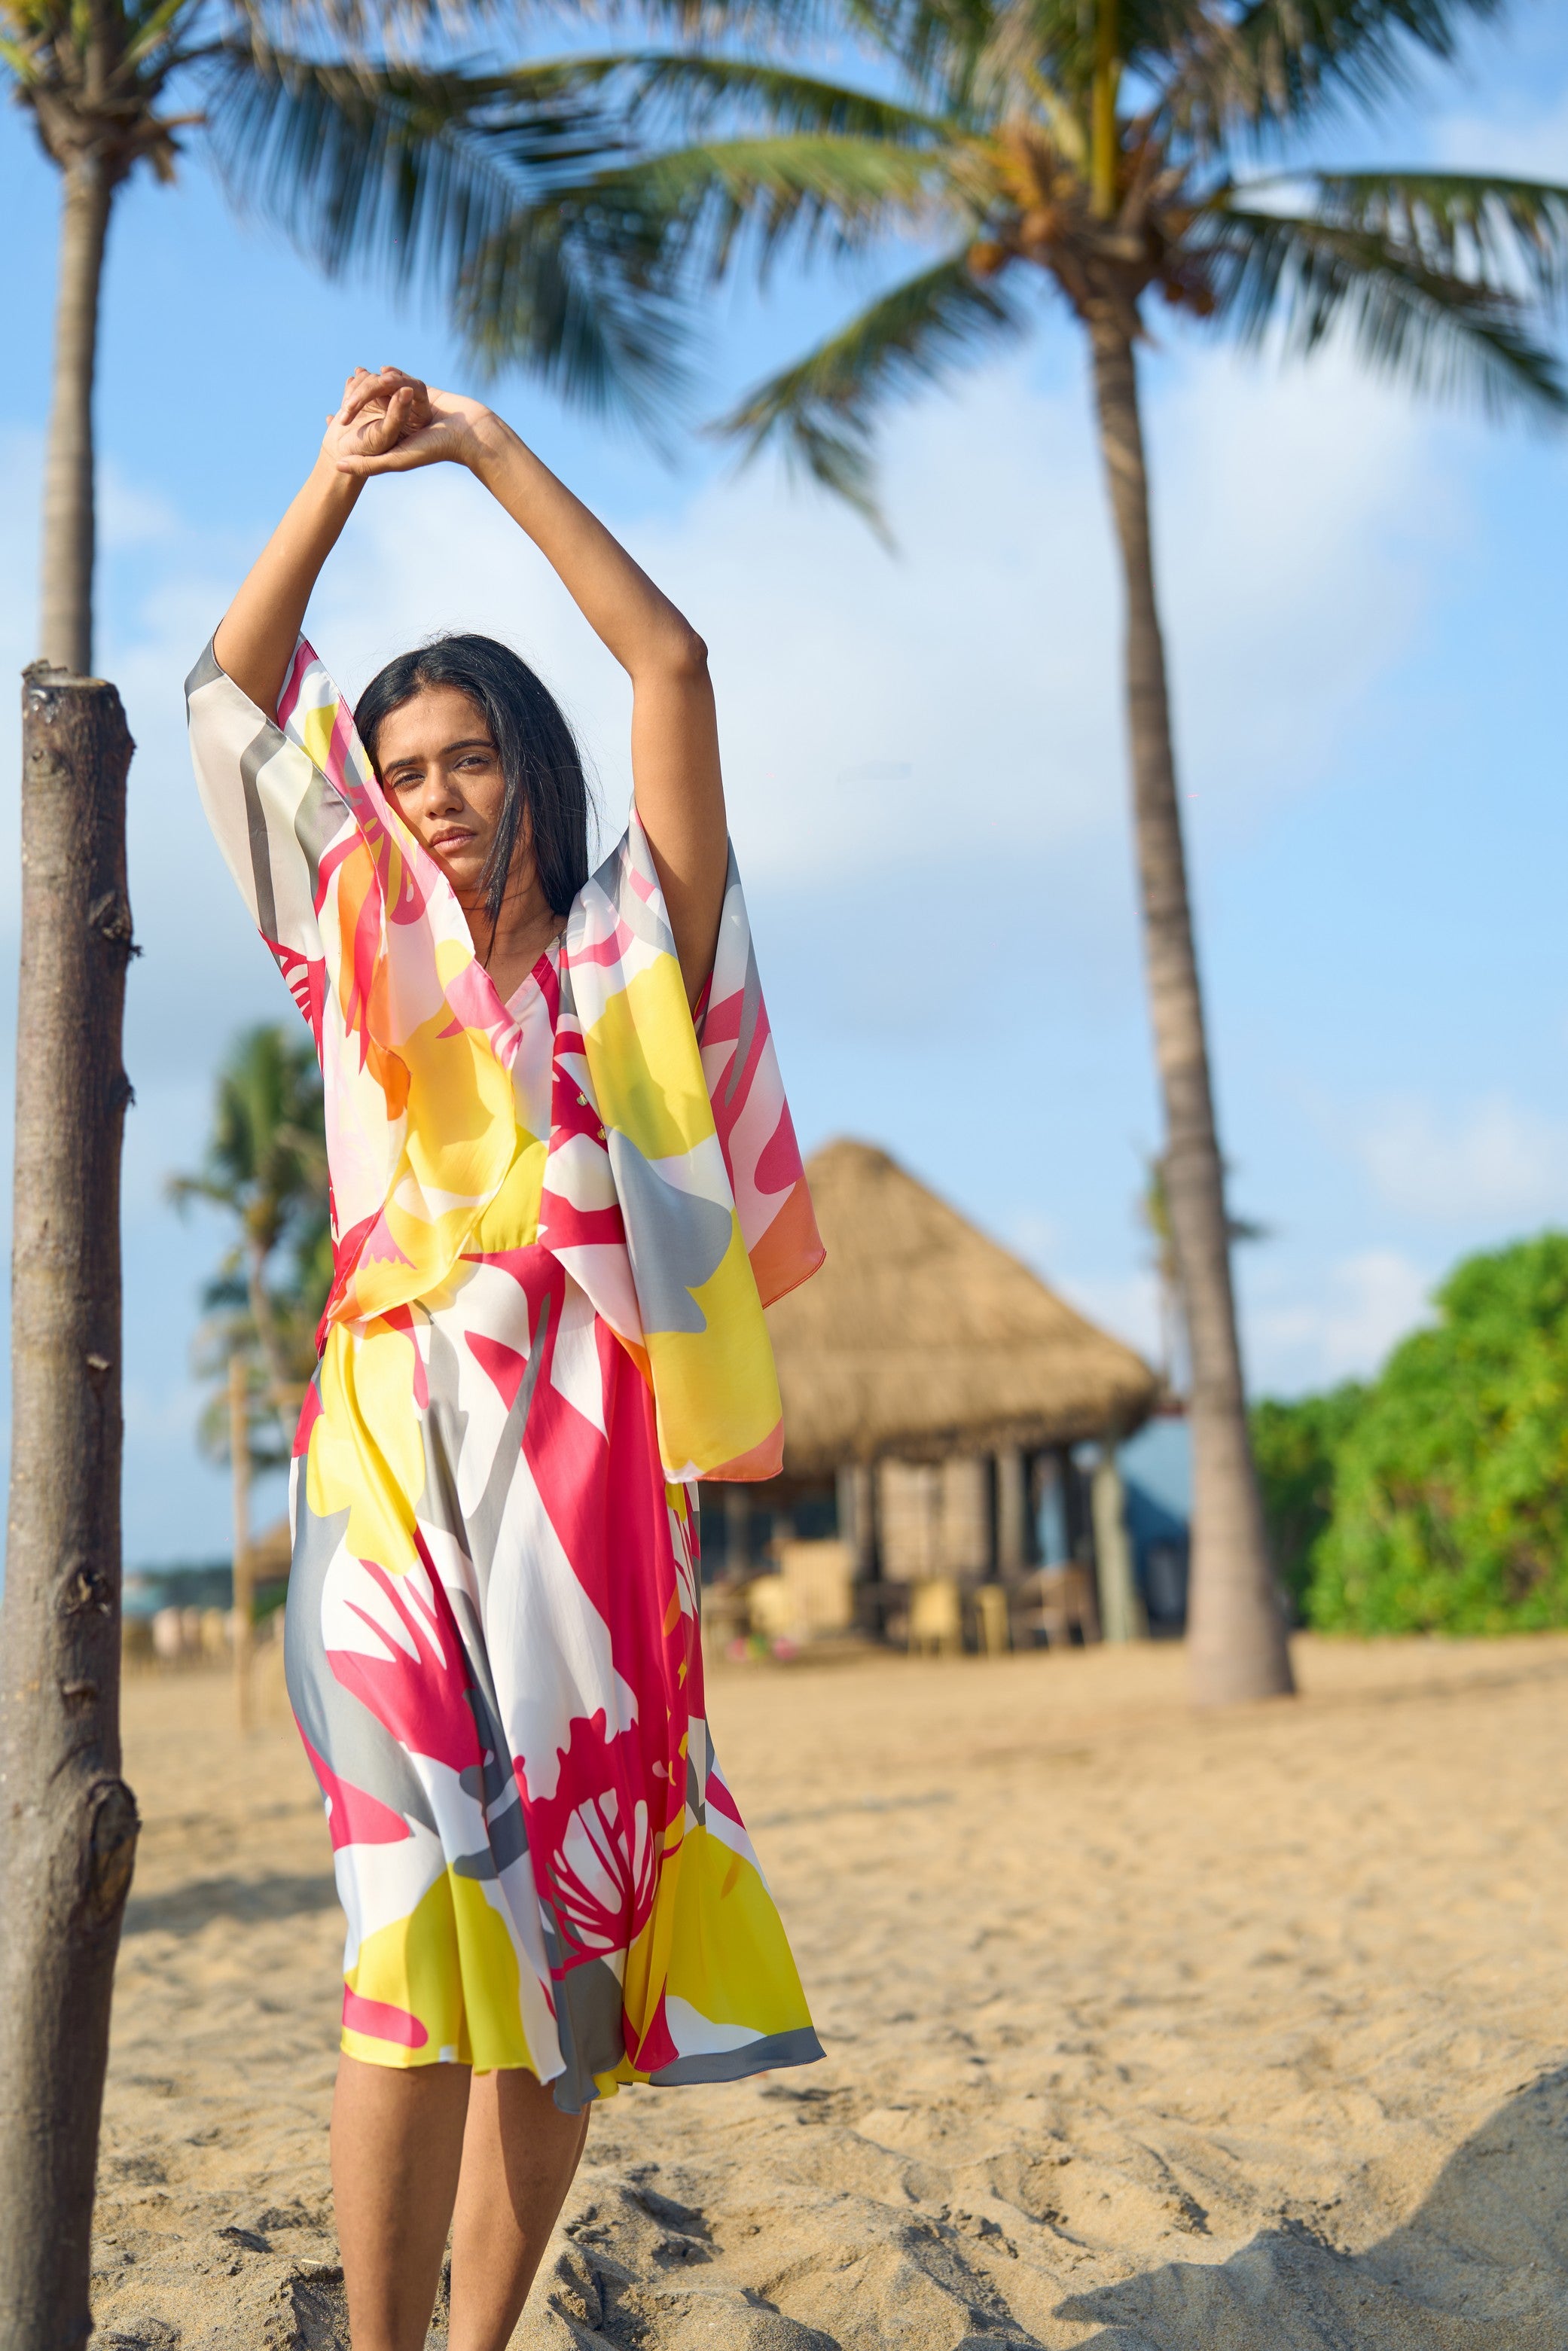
<box><xmin>412</xmin><ymin>829</ymin><xmax>562</xmax><ymax>1028</ymax></box>
<box><xmin>499</xmin><ymin>939</ymin><xmax>563</xmax><ymax>1020</ymax></box>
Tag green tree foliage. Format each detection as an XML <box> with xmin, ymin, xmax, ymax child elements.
<box><xmin>1251</xmin><ymin>1382</ymin><xmax>1367</xmax><ymax>1620</ymax></box>
<box><xmin>169</xmin><ymin>1023</ymin><xmax>331</xmax><ymax>1470</ymax></box>
<box><xmin>1303</xmin><ymin>1235</ymin><xmax>1568</xmax><ymax>1635</ymax></box>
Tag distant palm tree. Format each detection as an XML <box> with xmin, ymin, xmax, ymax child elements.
<box><xmin>170</xmin><ymin>1020</ymin><xmax>331</xmax><ymax>1449</ymax></box>
<box><xmin>466</xmin><ymin>0</ymin><xmax>1568</xmax><ymax>1704</ymax></box>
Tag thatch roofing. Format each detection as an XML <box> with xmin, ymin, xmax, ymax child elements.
<box><xmin>768</xmin><ymin>1139</ymin><xmax>1158</xmax><ymax>1477</ymax></box>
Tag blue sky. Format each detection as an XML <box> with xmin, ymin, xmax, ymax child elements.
<box><xmin>2</xmin><ymin>8</ymin><xmax>1566</xmax><ymax>1564</ymax></box>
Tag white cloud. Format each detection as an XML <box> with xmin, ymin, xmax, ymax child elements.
<box><xmin>1249</xmin><ymin>1249</ymin><xmax>1433</xmax><ymax>1391</ymax></box>
<box><xmin>100</xmin><ymin>459</ymin><xmax>180</xmax><ymax>552</ymax></box>
<box><xmin>282</xmin><ymin>339</ymin><xmax>1447</xmax><ymax>892</ymax></box>
<box><xmin>1007</xmin><ymin>1208</ymin><xmax>1065</xmax><ymax>1269</ymax></box>
<box><xmin>1359</xmin><ymin>1093</ymin><xmax>1568</xmax><ymax>1222</ymax></box>
<box><xmin>1055</xmin><ymin>1267</ymin><xmax>1164</xmax><ymax>1364</ymax></box>
<box><xmin>1437</xmin><ymin>87</ymin><xmax>1568</xmax><ymax>178</ymax></box>
<box><xmin>1151</xmin><ymin>346</ymin><xmax>1451</xmax><ymax>825</ymax></box>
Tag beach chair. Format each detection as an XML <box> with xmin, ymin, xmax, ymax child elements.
<box><xmin>907</xmin><ymin>1575</ymin><xmax>962</xmax><ymax>1656</ymax></box>
<box><xmin>1011</xmin><ymin>1564</ymin><xmax>1101</xmax><ymax>1649</ymax></box>
<box><xmin>971</xmin><ymin>1582</ymin><xmax>1011</xmax><ymax>1656</ymax></box>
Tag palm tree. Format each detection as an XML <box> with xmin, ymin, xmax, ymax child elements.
<box><xmin>1140</xmin><ymin>1151</ymin><xmax>1268</xmax><ymax>1395</ymax></box>
<box><xmin>172</xmin><ymin>1023</ymin><xmax>331</xmax><ymax>1737</ymax></box>
<box><xmin>170</xmin><ymin>1020</ymin><xmax>331</xmax><ymax>1444</ymax></box>
<box><xmin>0</xmin><ymin>16</ymin><xmax>641</xmax><ymax>2332</ymax></box>
<box><xmin>4</xmin><ymin>9</ymin><xmax>661</xmax><ymax>673</ymax></box>
<box><xmin>466</xmin><ymin>0</ymin><xmax>1568</xmax><ymax>1705</ymax></box>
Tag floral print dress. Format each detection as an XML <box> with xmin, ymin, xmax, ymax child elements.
<box><xmin>187</xmin><ymin>635</ymin><xmax>824</xmax><ymax>2109</ymax></box>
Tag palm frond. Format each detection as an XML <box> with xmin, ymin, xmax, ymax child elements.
<box><xmin>456</xmin><ymin>130</ymin><xmax>945</xmax><ymax>422</ymax></box>
<box><xmin>1200</xmin><ymin>201</ymin><xmax>1567</xmax><ymax>418</ymax></box>
<box><xmin>1289</xmin><ymin>171</ymin><xmax>1568</xmax><ymax>304</ymax></box>
<box><xmin>453</xmin><ymin>193</ymin><xmax>692</xmax><ymax>425</ymax></box>
<box><xmin>468</xmin><ymin>128</ymin><xmax>950</xmax><ymax>351</ymax></box>
<box><xmin>715</xmin><ymin>245</ymin><xmax>1027</xmax><ymax>524</ymax></box>
<box><xmin>558</xmin><ymin>47</ymin><xmax>956</xmax><ymax>146</ymax></box>
<box><xmin>200</xmin><ymin>43</ymin><xmax>626</xmax><ymax>294</ymax></box>
<box><xmin>1166</xmin><ymin>0</ymin><xmax>1508</xmax><ymax>151</ymax></box>
<box><xmin>121</xmin><ymin>0</ymin><xmax>201</xmax><ymax>73</ymax></box>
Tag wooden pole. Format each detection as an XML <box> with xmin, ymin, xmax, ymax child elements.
<box><xmin>1093</xmin><ymin>1442</ymin><xmax>1146</xmax><ymax>1644</ymax></box>
<box><xmin>229</xmin><ymin>1349</ymin><xmax>254</xmax><ymax>1734</ymax></box>
<box><xmin>996</xmin><ymin>1446</ymin><xmax>1028</xmax><ymax>1575</ymax></box>
<box><xmin>0</xmin><ymin>667</ymin><xmax>139</xmax><ymax>2348</ymax></box>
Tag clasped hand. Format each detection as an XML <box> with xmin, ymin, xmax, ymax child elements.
<box><xmin>322</xmin><ymin>366</ymin><xmax>499</xmax><ymax>477</ymax></box>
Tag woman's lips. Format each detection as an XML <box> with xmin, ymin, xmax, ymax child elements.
<box><xmin>430</xmin><ymin>830</ymin><xmax>474</xmax><ymax>852</ymax></box>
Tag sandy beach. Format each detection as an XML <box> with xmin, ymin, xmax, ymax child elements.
<box><xmin>90</xmin><ymin>1632</ymin><xmax>1568</xmax><ymax>2349</ymax></box>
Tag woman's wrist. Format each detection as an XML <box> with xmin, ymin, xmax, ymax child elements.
<box><xmin>465</xmin><ymin>408</ymin><xmax>523</xmax><ymax>485</ymax></box>
<box><xmin>312</xmin><ymin>439</ymin><xmax>368</xmax><ymax>509</ymax></box>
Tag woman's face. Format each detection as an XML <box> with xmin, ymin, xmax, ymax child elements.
<box><xmin>374</xmin><ymin>684</ymin><xmax>528</xmax><ymax>905</ymax></box>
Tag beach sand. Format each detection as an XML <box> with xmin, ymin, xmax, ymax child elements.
<box><xmin>91</xmin><ymin>1632</ymin><xmax>1568</xmax><ymax>2349</ymax></box>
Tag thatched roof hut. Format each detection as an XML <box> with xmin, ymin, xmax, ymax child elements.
<box><xmin>768</xmin><ymin>1139</ymin><xmax>1158</xmax><ymax>1478</ymax></box>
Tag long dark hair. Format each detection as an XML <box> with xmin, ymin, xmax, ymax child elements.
<box><xmin>355</xmin><ymin>634</ymin><xmax>590</xmax><ymax>926</ymax></box>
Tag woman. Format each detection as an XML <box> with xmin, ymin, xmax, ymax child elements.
<box><xmin>188</xmin><ymin>367</ymin><xmax>825</xmax><ymax>2351</ymax></box>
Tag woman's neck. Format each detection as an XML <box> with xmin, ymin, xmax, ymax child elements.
<box><xmin>458</xmin><ymin>876</ymin><xmax>562</xmax><ymax>1001</ymax></box>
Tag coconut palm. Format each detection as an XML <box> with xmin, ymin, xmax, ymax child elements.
<box><xmin>2</xmin><ymin>1</ymin><xmax>657</xmax><ymax>672</ymax></box>
<box><xmin>0</xmin><ymin>22</ymin><xmax>653</xmax><ymax>2328</ymax></box>
<box><xmin>462</xmin><ymin>0</ymin><xmax>1568</xmax><ymax>1704</ymax></box>
<box><xmin>169</xmin><ymin>1020</ymin><xmax>331</xmax><ymax>1444</ymax></box>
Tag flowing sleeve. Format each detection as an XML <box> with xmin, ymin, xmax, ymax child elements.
<box><xmin>542</xmin><ymin>812</ymin><xmax>823</xmax><ymax>1485</ymax></box>
<box><xmin>697</xmin><ymin>845</ymin><xmax>825</xmax><ymax>1310</ymax></box>
<box><xmin>184</xmin><ymin>635</ymin><xmax>363</xmax><ymax>1044</ymax></box>
<box><xmin>188</xmin><ymin>634</ymin><xmax>524</xmax><ymax>1338</ymax></box>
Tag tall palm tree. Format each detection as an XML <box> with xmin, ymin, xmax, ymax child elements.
<box><xmin>0</xmin><ymin>17</ymin><xmax>642</xmax><ymax>2335</ymax></box>
<box><xmin>464</xmin><ymin>0</ymin><xmax>1568</xmax><ymax>1704</ymax></box>
<box><xmin>2</xmin><ymin>3</ymin><xmax>657</xmax><ymax>672</ymax></box>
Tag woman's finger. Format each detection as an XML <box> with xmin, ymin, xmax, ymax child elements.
<box><xmin>340</xmin><ymin>367</ymin><xmax>403</xmax><ymax>428</ymax></box>
<box><xmin>337</xmin><ymin>365</ymin><xmax>378</xmax><ymax>421</ymax></box>
<box><xmin>374</xmin><ymin>386</ymin><xmax>418</xmax><ymax>448</ymax></box>
<box><xmin>336</xmin><ymin>428</ymin><xmax>444</xmax><ymax>477</ymax></box>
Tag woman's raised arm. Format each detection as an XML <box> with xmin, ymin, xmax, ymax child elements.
<box><xmin>335</xmin><ymin>374</ymin><xmax>728</xmax><ymax>1004</ymax></box>
<box><xmin>213</xmin><ymin>371</ymin><xmax>425</xmax><ymax>716</ymax></box>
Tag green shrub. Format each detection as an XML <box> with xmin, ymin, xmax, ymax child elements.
<box><xmin>1250</xmin><ymin>1383</ymin><xmax>1367</xmax><ymax>1619</ymax></box>
<box><xmin>1310</xmin><ymin>1233</ymin><xmax>1568</xmax><ymax>1635</ymax></box>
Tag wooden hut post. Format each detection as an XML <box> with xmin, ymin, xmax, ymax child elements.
<box><xmin>836</xmin><ymin>1461</ymin><xmax>876</xmax><ymax>1580</ymax></box>
<box><xmin>996</xmin><ymin>1446</ymin><xmax>1028</xmax><ymax>1575</ymax></box>
<box><xmin>723</xmin><ymin>1487</ymin><xmax>751</xmax><ymax>1578</ymax></box>
<box><xmin>1092</xmin><ymin>1442</ymin><xmax>1145</xmax><ymax>1643</ymax></box>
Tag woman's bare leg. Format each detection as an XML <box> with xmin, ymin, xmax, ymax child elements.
<box><xmin>331</xmin><ymin>2054</ymin><xmax>472</xmax><ymax>2351</ymax></box>
<box><xmin>447</xmin><ymin>2069</ymin><xmax>591</xmax><ymax>2351</ymax></box>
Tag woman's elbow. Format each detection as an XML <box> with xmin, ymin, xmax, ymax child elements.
<box><xmin>645</xmin><ymin>623</ymin><xmax>709</xmax><ymax>685</ymax></box>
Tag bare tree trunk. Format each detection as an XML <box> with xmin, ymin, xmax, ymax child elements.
<box><xmin>0</xmin><ymin>671</ymin><xmax>139</xmax><ymax>2346</ymax></box>
<box><xmin>1087</xmin><ymin>309</ymin><xmax>1293</xmax><ymax>1706</ymax></box>
<box><xmin>40</xmin><ymin>158</ymin><xmax>112</xmax><ymax>676</ymax></box>
<box><xmin>229</xmin><ymin>1349</ymin><xmax>255</xmax><ymax>1735</ymax></box>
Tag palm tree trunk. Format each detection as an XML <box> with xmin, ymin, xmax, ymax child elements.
<box><xmin>0</xmin><ymin>669</ymin><xmax>139</xmax><ymax>2343</ymax></box>
<box><xmin>41</xmin><ymin>155</ymin><xmax>113</xmax><ymax>675</ymax></box>
<box><xmin>228</xmin><ymin>1350</ymin><xmax>255</xmax><ymax>1736</ymax></box>
<box><xmin>1086</xmin><ymin>307</ymin><xmax>1293</xmax><ymax>1706</ymax></box>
